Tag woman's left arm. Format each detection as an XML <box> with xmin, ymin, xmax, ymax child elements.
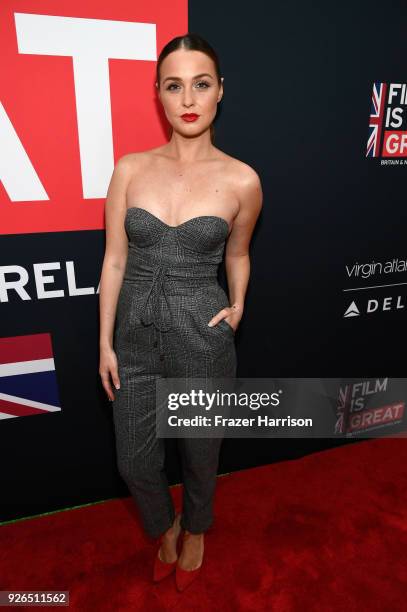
<box><xmin>209</xmin><ymin>166</ymin><xmax>263</xmax><ymax>332</ymax></box>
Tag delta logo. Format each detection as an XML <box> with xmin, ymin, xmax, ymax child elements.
<box><xmin>344</xmin><ymin>295</ymin><xmax>405</xmax><ymax>318</ymax></box>
<box><xmin>366</xmin><ymin>82</ymin><xmax>407</xmax><ymax>159</ymax></box>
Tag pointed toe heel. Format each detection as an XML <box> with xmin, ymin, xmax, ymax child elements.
<box><xmin>153</xmin><ymin>547</ymin><xmax>177</xmax><ymax>582</ymax></box>
<box><xmin>152</xmin><ymin>513</ymin><xmax>183</xmax><ymax>583</ymax></box>
<box><xmin>175</xmin><ymin>562</ymin><xmax>203</xmax><ymax>591</ymax></box>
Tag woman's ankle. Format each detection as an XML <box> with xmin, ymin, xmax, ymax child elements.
<box><xmin>183</xmin><ymin>530</ymin><xmax>204</xmax><ymax>538</ymax></box>
<box><xmin>163</xmin><ymin>514</ymin><xmax>181</xmax><ymax>538</ymax></box>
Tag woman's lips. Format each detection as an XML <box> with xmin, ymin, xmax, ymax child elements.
<box><xmin>181</xmin><ymin>114</ymin><xmax>199</xmax><ymax>122</ymax></box>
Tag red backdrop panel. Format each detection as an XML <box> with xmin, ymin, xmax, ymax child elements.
<box><xmin>0</xmin><ymin>1</ymin><xmax>187</xmax><ymax>235</ymax></box>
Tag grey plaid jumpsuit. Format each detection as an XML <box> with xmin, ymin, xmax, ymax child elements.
<box><xmin>112</xmin><ymin>206</ymin><xmax>237</xmax><ymax>539</ymax></box>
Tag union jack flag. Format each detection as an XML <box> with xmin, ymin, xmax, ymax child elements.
<box><xmin>366</xmin><ymin>81</ymin><xmax>387</xmax><ymax>157</ymax></box>
<box><xmin>0</xmin><ymin>333</ymin><xmax>61</xmax><ymax>419</ymax></box>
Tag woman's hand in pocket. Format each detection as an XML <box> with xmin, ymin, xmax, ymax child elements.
<box><xmin>208</xmin><ymin>302</ymin><xmax>243</xmax><ymax>332</ymax></box>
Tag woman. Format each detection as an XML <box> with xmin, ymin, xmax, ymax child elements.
<box><xmin>99</xmin><ymin>33</ymin><xmax>262</xmax><ymax>591</ymax></box>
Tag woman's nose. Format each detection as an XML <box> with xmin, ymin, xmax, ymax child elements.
<box><xmin>182</xmin><ymin>87</ymin><xmax>195</xmax><ymax>107</ymax></box>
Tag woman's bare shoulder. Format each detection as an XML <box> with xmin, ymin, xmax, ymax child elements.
<box><xmin>214</xmin><ymin>151</ymin><xmax>263</xmax><ymax>221</ymax></box>
<box><xmin>216</xmin><ymin>150</ymin><xmax>262</xmax><ymax>195</ymax></box>
<box><xmin>115</xmin><ymin>146</ymin><xmax>163</xmax><ymax>171</ymax></box>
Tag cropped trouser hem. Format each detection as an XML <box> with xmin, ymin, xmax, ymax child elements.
<box><xmin>144</xmin><ymin>512</ymin><xmax>176</xmax><ymax>540</ymax></box>
<box><xmin>134</xmin><ymin>500</ymin><xmax>216</xmax><ymax>539</ymax></box>
<box><xmin>179</xmin><ymin>515</ymin><xmax>213</xmax><ymax>534</ymax></box>
<box><xmin>146</xmin><ymin>513</ymin><xmax>214</xmax><ymax>539</ymax></box>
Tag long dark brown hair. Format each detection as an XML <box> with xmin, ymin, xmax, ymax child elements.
<box><xmin>156</xmin><ymin>33</ymin><xmax>222</xmax><ymax>143</ymax></box>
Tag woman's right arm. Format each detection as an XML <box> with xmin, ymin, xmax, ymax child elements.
<box><xmin>99</xmin><ymin>155</ymin><xmax>133</xmax><ymax>401</ymax></box>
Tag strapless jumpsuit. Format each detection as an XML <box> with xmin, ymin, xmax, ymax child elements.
<box><xmin>112</xmin><ymin>207</ymin><xmax>237</xmax><ymax>539</ymax></box>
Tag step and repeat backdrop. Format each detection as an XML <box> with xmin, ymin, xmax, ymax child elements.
<box><xmin>1</xmin><ymin>0</ymin><xmax>406</xmax><ymax>521</ymax></box>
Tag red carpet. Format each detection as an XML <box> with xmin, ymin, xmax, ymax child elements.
<box><xmin>1</xmin><ymin>438</ymin><xmax>406</xmax><ymax>611</ymax></box>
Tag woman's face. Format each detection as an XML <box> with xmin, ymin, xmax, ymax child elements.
<box><xmin>157</xmin><ymin>49</ymin><xmax>223</xmax><ymax>138</ymax></box>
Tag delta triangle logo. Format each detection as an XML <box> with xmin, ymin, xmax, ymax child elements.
<box><xmin>344</xmin><ymin>301</ymin><xmax>360</xmax><ymax>318</ymax></box>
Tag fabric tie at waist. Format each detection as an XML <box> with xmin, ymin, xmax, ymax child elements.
<box><xmin>125</xmin><ymin>261</ymin><xmax>218</xmax><ymax>332</ymax></box>
<box><xmin>140</xmin><ymin>264</ymin><xmax>173</xmax><ymax>331</ymax></box>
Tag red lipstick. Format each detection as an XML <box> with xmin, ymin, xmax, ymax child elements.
<box><xmin>181</xmin><ymin>113</ymin><xmax>199</xmax><ymax>122</ymax></box>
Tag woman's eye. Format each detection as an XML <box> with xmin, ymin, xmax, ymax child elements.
<box><xmin>166</xmin><ymin>81</ymin><xmax>210</xmax><ymax>91</ymax></box>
